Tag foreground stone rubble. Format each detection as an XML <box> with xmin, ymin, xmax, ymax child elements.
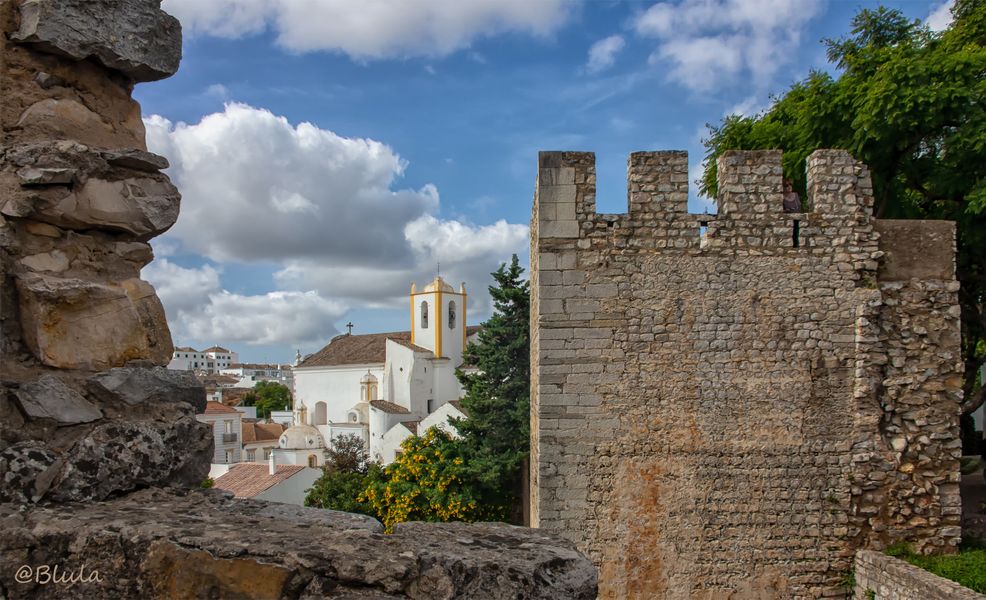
<box><xmin>0</xmin><ymin>1</ymin><xmax>597</xmax><ymax>598</ymax></box>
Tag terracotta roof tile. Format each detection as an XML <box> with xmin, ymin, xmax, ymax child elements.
<box><xmin>370</xmin><ymin>400</ymin><xmax>410</xmax><ymax>414</ymax></box>
<box><xmin>400</xmin><ymin>420</ymin><xmax>420</xmax><ymax>434</ymax></box>
<box><xmin>213</xmin><ymin>464</ymin><xmax>306</xmax><ymax>498</ymax></box>
<box><xmin>241</xmin><ymin>422</ymin><xmax>257</xmax><ymax>443</ymax></box>
<box><xmin>255</xmin><ymin>423</ymin><xmax>285</xmax><ymax>441</ymax></box>
<box><xmin>202</xmin><ymin>345</ymin><xmax>231</xmax><ymax>353</ymax></box>
<box><xmin>204</xmin><ymin>401</ymin><xmax>239</xmax><ymax>414</ymax></box>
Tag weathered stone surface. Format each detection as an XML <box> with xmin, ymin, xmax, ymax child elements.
<box><xmin>88</xmin><ymin>367</ymin><xmax>206</xmax><ymax>412</ymax></box>
<box><xmin>15</xmin><ymin>98</ymin><xmax>115</xmax><ymax>143</ymax></box>
<box><xmin>100</xmin><ymin>148</ymin><xmax>169</xmax><ymax>171</ymax></box>
<box><xmin>15</xmin><ymin>166</ymin><xmax>75</xmax><ymax>185</ymax></box>
<box><xmin>0</xmin><ymin>368</ymin><xmax>212</xmax><ymax>504</ymax></box>
<box><xmin>16</xmin><ymin>273</ymin><xmax>173</xmax><ymax>370</ymax></box>
<box><xmin>0</xmin><ymin>441</ymin><xmax>60</xmax><ymax>503</ymax></box>
<box><xmin>6</xmin><ymin>177</ymin><xmax>181</xmax><ymax>239</ymax></box>
<box><xmin>531</xmin><ymin>149</ymin><xmax>962</xmax><ymax>598</ymax></box>
<box><xmin>46</xmin><ymin>417</ymin><xmax>211</xmax><ymax>502</ymax></box>
<box><xmin>12</xmin><ymin>0</ymin><xmax>182</xmax><ymax>82</ymax></box>
<box><xmin>14</xmin><ymin>374</ymin><xmax>102</xmax><ymax>425</ymax></box>
<box><xmin>854</xmin><ymin>550</ymin><xmax>985</xmax><ymax>600</ymax></box>
<box><xmin>0</xmin><ymin>488</ymin><xmax>597</xmax><ymax>599</ymax></box>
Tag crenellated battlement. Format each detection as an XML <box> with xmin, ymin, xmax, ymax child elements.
<box><xmin>535</xmin><ymin>149</ymin><xmax>876</xmax><ymax>252</ymax></box>
<box><xmin>531</xmin><ymin>146</ymin><xmax>962</xmax><ymax>598</ymax></box>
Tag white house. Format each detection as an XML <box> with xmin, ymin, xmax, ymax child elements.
<box><xmin>292</xmin><ymin>276</ymin><xmax>480</xmax><ymax>464</ymax></box>
<box><xmin>220</xmin><ymin>363</ymin><xmax>293</xmax><ymax>389</ymax></box>
<box><xmin>196</xmin><ymin>401</ymin><xmax>243</xmax><ymax>477</ymax></box>
<box><xmin>169</xmin><ymin>345</ymin><xmax>239</xmax><ymax>373</ymax></box>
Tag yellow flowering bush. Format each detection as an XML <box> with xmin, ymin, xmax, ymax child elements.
<box><xmin>360</xmin><ymin>427</ymin><xmax>508</xmax><ymax>532</ymax></box>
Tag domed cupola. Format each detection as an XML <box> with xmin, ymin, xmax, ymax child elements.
<box><xmin>278</xmin><ymin>423</ymin><xmax>325</xmax><ymax>450</ymax></box>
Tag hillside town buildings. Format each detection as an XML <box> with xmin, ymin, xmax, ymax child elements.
<box><xmin>291</xmin><ymin>276</ymin><xmax>479</xmax><ymax>464</ymax></box>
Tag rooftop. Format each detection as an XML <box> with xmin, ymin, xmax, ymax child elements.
<box><xmin>299</xmin><ymin>325</ymin><xmax>481</xmax><ymax>368</ymax></box>
<box><xmin>212</xmin><ymin>464</ymin><xmax>306</xmax><ymax>498</ymax></box>
<box><xmin>242</xmin><ymin>422</ymin><xmax>285</xmax><ymax>443</ymax></box>
<box><xmin>202</xmin><ymin>345</ymin><xmax>231</xmax><ymax>353</ymax></box>
<box><xmin>370</xmin><ymin>399</ymin><xmax>411</xmax><ymax>414</ymax></box>
<box><xmin>203</xmin><ymin>401</ymin><xmax>240</xmax><ymax>415</ymax></box>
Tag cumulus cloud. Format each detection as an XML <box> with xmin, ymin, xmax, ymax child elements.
<box><xmin>145</xmin><ymin>103</ymin><xmax>438</xmax><ymax>264</ymax></box>
<box><xmin>927</xmin><ymin>0</ymin><xmax>954</xmax><ymax>32</ymax></box>
<box><xmin>585</xmin><ymin>35</ymin><xmax>626</xmax><ymax>74</ymax></box>
<box><xmin>144</xmin><ymin>259</ymin><xmax>346</xmax><ymax>346</ymax></box>
<box><xmin>634</xmin><ymin>0</ymin><xmax>823</xmax><ymax>93</ymax></box>
<box><xmin>275</xmin><ymin>215</ymin><xmax>529</xmax><ymax>313</ymax></box>
<box><xmin>144</xmin><ymin>103</ymin><xmax>528</xmax><ymax>338</ymax></box>
<box><xmin>162</xmin><ymin>0</ymin><xmax>572</xmax><ymax>60</ymax></box>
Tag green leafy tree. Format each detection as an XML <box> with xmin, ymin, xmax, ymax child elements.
<box><xmin>242</xmin><ymin>381</ymin><xmax>292</xmax><ymax>418</ymax></box>
<box><xmin>304</xmin><ymin>433</ymin><xmax>382</xmax><ymax>517</ymax></box>
<box><xmin>453</xmin><ymin>254</ymin><xmax>530</xmax><ymax>515</ymax></box>
<box><xmin>701</xmin><ymin>1</ymin><xmax>986</xmax><ymax>415</ymax></box>
<box><xmin>360</xmin><ymin>427</ymin><xmax>507</xmax><ymax>532</ymax></box>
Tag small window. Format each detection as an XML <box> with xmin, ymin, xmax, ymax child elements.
<box><xmin>448</xmin><ymin>300</ymin><xmax>456</xmax><ymax>329</ymax></box>
<box><xmin>421</xmin><ymin>300</ymin><xmax>429</xmax><ymax>329</ymax></box>
<box><xmin>224</xmin><ymin>420</ymin><xmax>232</xmax><ymax>433</ymax></box>
<box><xmin>264</xmin><ymin>449</ymin><xmax>272</xmax><ymax>460</ymax></box>
<box><xmin>308</xmin><ymin>454</ymin><xmax>318</xmax><ymax>468</ymax></box>
<box><xmin>247</xmin><ymin>449</ymin><xmax>256</xmax><ymax>462</ymax></box>
<box><xmin>225</xmin><ymin>449</ymin><xmax>233</xmax><ymax>464</ymax></box>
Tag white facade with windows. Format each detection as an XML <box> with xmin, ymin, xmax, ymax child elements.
<box><xmin>169</xmin><ymin>345</ymin><xmax>239</xmax><ymax>373</ymax></box>
<box><xmin>292</xmin><ymin>277</ymin><xmax>477</xmax><ymax>464</ymax></box>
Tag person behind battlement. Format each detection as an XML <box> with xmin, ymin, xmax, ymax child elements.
<box><xmin>783</xmin><ymin>179</ymin><xmax>802</xmax><ymax>213</ymax></box>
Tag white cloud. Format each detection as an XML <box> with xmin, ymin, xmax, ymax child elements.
<box><xmin>725</xmin><ymin>95</ymin><xmax>772</xmax><ymax>118</ymax></box>
<box><xmin>145</xmin><ymin>103</ymin><xmax>438</xmax><ymax>264</ymax></box>
<box><xmin>203</xmin><ymin>83</ymin><xmax>230</xmax><ymax>100</ymax></box>
<box><xmin>162</xmin><ymin>0</ymin><xmax>274</xmax><ymax>38</ymax></box>
<box><xmin>634</xmin><ymin>0</ymin><xmax>823</xmax><ymax>93</ymax></box>
<box><xmin>143</xmin><ymin>259</ymin><xmax>346</xmax><ymax>346</ymax></box>
<box><xmin>162</xmin><ymin>0</ymin><xmax>572</xmax><ymax>60</ymax></box>
<box><xmin>144</xmin><ymin>103</ymin><xmax>528</xmax><ymax>337</ymax></box>
<box><xmin>275</xmin><ymin>215</ymin><xmax>529</xmax><ymax>313</ymax></box>
<box><xmin>585</xmin><ymin>35</ymin><xmax>626</xmax><ymax>74</ymax></box>
<box><xmin>927</xmin><ymin>0</ymin><xmax>954</xmax><ymax>32</ymax></box>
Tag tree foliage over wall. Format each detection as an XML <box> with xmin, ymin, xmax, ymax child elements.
<box><xmin>701</xmin><ymin>1</ymin><xmax>986</xmax><ymax>414</ymax></box>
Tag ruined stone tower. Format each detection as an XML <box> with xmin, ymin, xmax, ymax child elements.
<box><xmin>530</xmin><ymin>149</ymin><xmax>963</xmax><ymax>599</ymax></box>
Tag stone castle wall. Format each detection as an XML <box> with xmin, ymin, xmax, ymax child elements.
<box><xmin>530</xmin><ymin>149</ymin><xmax>963</xmax><ymax>598</ymax></box>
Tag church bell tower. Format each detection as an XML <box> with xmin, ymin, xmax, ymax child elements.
<box><xmin>410</xmin><ymin>276</ymin><xmax>467</xmax><ymax>364</ymax></box>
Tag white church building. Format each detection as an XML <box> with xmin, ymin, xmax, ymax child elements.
<box><xmin>291</xmin><ymin>276</ymin><xmax>480</xmax><ymax>464</ymax></box>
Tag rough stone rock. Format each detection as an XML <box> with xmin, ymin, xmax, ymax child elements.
<box><xmin>46</xmin><ymin>417</ymin><xmax>211</xmax><ymax>502</ymax></box>
<box><xmin>16</xmin><ymin>273</ymin><xmax>173</xmax><ymax>369</ymax></box>
<box><xmin>33</xmin><ymin>71</ymin><xmax>65</xmax><ymax>89</ymax></box>
<box><xmin>0</xmin><ymin>488</ymin><xmax>597</xmax><ymax>599</ymax></box>
<box><xmin>10</xmin><ymin>177</ymin><xmax>181</xmax><ymax>239</ymax></box>
<box><xmin>88</xmin><ymin>367</ymin><xmax>206</xmax><ymax>412</ymax></box>
<box><xmin>13</xmin><ymin>374</ymin><xmax>102</xmax><ymax>425</ymax></box>
<box><xmin>100</xmin><ymin>148</ymin><xmax>169</xmax><ymax>172</ymax></box>
<box><xmin>11</xmin><ymin>0</ymin><xmax>182</xmax><ymax>82</ymax></box>
<box><xmin>15</xmin><ymin>98</ymin><xmax>116</xmax><ymax>142</ymax></box>
<box><xmin>15</xmin><ymin>166</ymin><xmax>76</xmax><ymax>185</ymax></box>
<box><xmin>0</xmin><ymin>441</ymin><xmax>60</xmax><ymax>503</ymax></box>
<box><xmin>19</xmin><ymin>250</ymin><xmax>69</xmax><ymax>273</ymax></box>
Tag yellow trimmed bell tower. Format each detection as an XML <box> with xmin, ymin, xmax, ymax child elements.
<box><xmin>410</xmin><ymin>276</ymin><xmax>466</xmax><ymax>363</ymax></box>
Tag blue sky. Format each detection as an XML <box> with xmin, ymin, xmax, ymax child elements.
<box><xmin>139</xmin><ymin>0</ymin><xmax>953</xmax><ymax>364</ymax></box>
